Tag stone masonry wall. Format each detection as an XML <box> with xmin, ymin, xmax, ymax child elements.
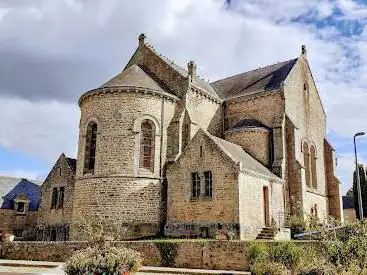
<box><xmin>225</xmin><ymin>129</ymin><xmax>270</xmax><ymax>167</ymax></box>
<box><xmin>284</xmin><ymin>56</ymin><xmax>330</xmax><ymax>220</ymax></box>
<box><xmin>0</xmin><ymin>241</ymin><xmax>314</xmax><ymax>271</ymax></box>
<box><xmin>238</xmin><ymin>173</ymin><xmax>284</xmax><ymax>239</ymax></box>
<box><xmin>0</xmin><ymin>209</ymin><xmax>37</xmax><ymax>237</ymax></box>
<box><xmin>37</xmin><ymin>155</ymin><xmax>75</xmax><ymax>227</ymax></box>
<box><xmin>166</xmin><ymin>131</ymin><xmax>238</xmax><ymax>225</ymax></box>
<box><xmin>324</xmin><ymin>140</ymin><xmax>342</xmax><ymax>221</ymax></box>
<box><xmin>73</xmin><ymin>91</ymin><xmax>176</xmax><ymax>238</ymax></box>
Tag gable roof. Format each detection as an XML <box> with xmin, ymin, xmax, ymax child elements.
<box><xmin>211</xmin><ymin>58</ymin><xmax>298</xmax><ymax>100</ymax></box>
<box><xmin>193</xmin><ymin>129</ymin><xmax>280</xmax><ymax>181</ymax></box>
<box><xmin>0</xmin><ymin>177</ymin><xmax>42</xmax><ymax>210</ymax></box>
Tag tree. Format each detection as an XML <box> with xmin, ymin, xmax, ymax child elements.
<box><xmin>353</xmin><ymin>164</ymin><xmax>367</xmax><ymax>220</ymax></box>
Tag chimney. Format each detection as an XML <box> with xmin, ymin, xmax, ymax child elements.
<box><xmin>187</xmin><ymin>60</ymin><xmax>196</xmax><ymax>81</ymax></box>
<box><xmin>138</xmin><ymin>33</ymin><xmax>146</xmax><ymax>48</ymax></box>
<box><xmin>301</xmin><ymin>45</ymin><xmax>307</xmax><ymax>55</ymax></box>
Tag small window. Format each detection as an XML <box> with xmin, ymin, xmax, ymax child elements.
<box><xmin>192</xmin><ymin>172</ymin><xmax>201</xmax><ymax>198</ymax></box>
<box><xmin>58</xmin><ymin>187</ymin><xmax>65</xmax><ymax>209</ymax></box>
<box><xmin>204</xmin><ymin>171</ymin><xmax>212</xmax><ymax>197</ymax></box>
<box><xmin>200</xmin><ymin>146</ymin><xmax>203</xmax><ymax>158</ymax></box>
<box><xmin>16</xmin><ymin>202</ymin><xmax>25</xmax><ymax>213</ymax></box>
<box><xmin>51</xmin><ymin>187</ymin><xmax>58</xmax><ymax>209</ymax></box>
<box><xmin>13</xmin><ymin>229</ymin><xmax>23</xmax><ymax>237</ymax></box>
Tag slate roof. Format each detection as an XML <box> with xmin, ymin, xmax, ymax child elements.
<box><xmin>211</xmin><ymin>58</ymin><xmax>298</xmax><ymax>100</ymax></box>
<box><xmin>0</xmin><ymin>177</ymin><xmax>41</xmax><ymax>211</ymax></box>
<box><xmin>229</xmin><ymin>118</ymin><xmax>270</xmax><ymax>131</ymax></box>
<box><xmin>65</xmin><ymin>157</ymin><xmax>77</xmax><ymax>173</ymax></box>
<box><xmin>202</xmin><ymin>130</ymin><xmax>280</xmax><ymax>180</ymax></box>
<box><xmin>100</xmin><ymin>64</ymin><xmax>168</xmax><ymax>93</ymax></box>
<box><xmin>342</xmin><ymin>196</ymin><xmax>355</xmax><ymax>209</ymax></box>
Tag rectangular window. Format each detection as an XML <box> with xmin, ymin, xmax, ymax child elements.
<box><xmin>192</xmin><ymin>172</ymin><xmax>200</xmax><ymax>198</ymax></box>
<box><xmin>16</xmin><ymin>202</ymin><xmax>25</xmax><ymax>213</ymax></box>
<box><xmin>58</xmin><ymin>187</ymin><xmax>65</xmax><ymax>209</ymax></box>
<box><xmin>204</xmin><ymin>171</ymin><xmax>212</xmax><ymax>197</ymax></box>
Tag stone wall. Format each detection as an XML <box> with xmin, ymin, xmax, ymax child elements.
<box><xmin>283</xmin><ymin>55</ymin><xmax>331</xmax><ymax>221</ymax></box>
<box><xmin>37</xmin><ymin>154</ymin><xmax>75</xmax><ymax>240</ymax></box>
<box><xmin>238</xmin><ymin>173</ymin><xmax>284</xmax><ymax>239</ymax></box>
<box><xmin>225</xmin><ymin>129</ymin><xmax>271</xmax><ymax>167</ymax></box>
<box><xmin>0</xmin><ymin>209</ymin><xmax>37</xmax><ymax>239</ymax></box>
<box><xmin>73</xmin><ymin>90</ymin><xmax>176</xmax><ymax>238</ymax></box>
<box><xmin>166</xmin><ymin>130</ymin><xmax>239</xmax><ymax>228</ymax></box>
<box><xmin>0</xmin><ymin>240</ymin><xmax>314</xmax><ymax>271</ymax></box>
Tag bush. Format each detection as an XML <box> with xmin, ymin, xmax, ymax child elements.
<box><xmin>248</xmin><ymin>242</ymin><xmax>268</xmax><ymax>265</ymax></box>
<box><xmin>269</xmin><ymin>242</ymin><xmax>300</xmax><ymax>270</ymax></box>
<box><xmin>64</xmin><ymin>246</ymin><xmax>142</xmax><ymax>275</ymax></box>
<box><xmin>251</xmin><ymin>261</ymin><xmax>288</xmax><ymax>275</ymax></box>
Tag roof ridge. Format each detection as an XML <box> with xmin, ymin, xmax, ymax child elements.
<box><xmin>211</xmin><ymin>58</ymin><xmax>298</xmax><ymax>84</ymax></box>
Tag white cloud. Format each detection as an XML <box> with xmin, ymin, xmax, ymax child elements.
<box><xmin>0</xmin><ymin>97</ymin><xmax>79</xmax><ymax>162</ymax></box>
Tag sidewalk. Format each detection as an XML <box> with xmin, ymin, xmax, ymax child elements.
<box><xmin>0</xmin><ymin>259</ymin><xmax>250</xmax><ymax>274</ymax></box>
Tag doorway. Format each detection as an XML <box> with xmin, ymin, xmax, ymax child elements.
<box><xmin>263</xmin><ymin>186</ymin><xmax>270</xmax><ymax>227</ymax></box>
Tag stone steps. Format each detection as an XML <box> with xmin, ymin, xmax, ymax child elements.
<box><xmin>256</xmin><ymin>227</ymin><xmax>275</xmax><ymax>240</ymax></box>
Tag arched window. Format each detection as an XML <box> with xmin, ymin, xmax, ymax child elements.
<box><xmin>84</xmin><ymin>121</ymin><xmax>98</xmax><ymax>174</ymax></box>
<box><xmin>303</xmin><ymin>142</ymin><xmax>311</xmax><ymax>187</ymax></box>
<box><xmin>310</xmin><ymin>145</ymin><xmax>317</xmax><ymax>189</ymax></box>
<box><xmin>139</xmin><ymin>120</ymin><xmax>155</xmax><ymax>171</ymax></box>
<box><xmin>51</xmin><ymin>187</ymin><xmax>58</xmax><ymax>209</ymax></box>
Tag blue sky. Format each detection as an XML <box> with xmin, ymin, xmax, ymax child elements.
<box><xmin>1</xmin><ymin>0</ymin><xmax>367</xmax><ymax>195</ymax></box>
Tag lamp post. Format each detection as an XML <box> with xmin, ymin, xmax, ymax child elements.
<box><xmin>354</xmin><ymin>132</ymin><xmax>365</xmax><ymax>221</ymax></box>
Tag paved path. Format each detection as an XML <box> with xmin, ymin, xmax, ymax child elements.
<box><xmin>0</xmin><ymin>259</ymin><xmax>250</xmax><ymax>274</ymax></box>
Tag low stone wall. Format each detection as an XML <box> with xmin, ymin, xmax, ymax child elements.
<box><xmin>0</xmin><ymin>240</ymin><xmax>310</xmax><ymax>271</ymax></box>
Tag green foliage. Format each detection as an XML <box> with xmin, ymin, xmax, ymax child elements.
<box><xmin>269</xmin><ymin>242</ymin><xmax>300</xmax><ymax>270</ymax></box>
<box><xmin>156</xmin><ymin>242</ymin><xmax>179</xmax><ymax>267</ymax></box>
<box><xmin>251</xmin><ymin>261</ymin><xmax>288</xmax><ymax>275</ymax></box>
<box><xmin>63</xmin><ymin>246</ymin><xmax>142</xmax><ymax>275</ymax></box>
<box><xmin>248</xmin><ymin>242</ymin><xmax>300</xmax><ymax>274</ymax></box>
<box><xmin>248</xmin><ymin>242</ymin><xmax>268</xmax><ymax>266</ymax></box>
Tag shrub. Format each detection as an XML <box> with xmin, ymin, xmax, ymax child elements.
<box><xmin>64</xmin><ymin>246</ymin><xmax>142</xmax><ymax>275</ymax></box>
<box><xmin>248</xmin><ymin>242</ymin><xmax>268</xmax><ymax>265</ymax></box>
<box><xmin>251</xmin><ymin>261</ymin><xmax>288</xmax><ymax>275</ymax></box>
<box><xmin>269</xmin><ymin>242</ymin><xmax>300</xmax><ymax>270</ymax></box>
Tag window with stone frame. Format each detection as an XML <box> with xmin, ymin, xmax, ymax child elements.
<box><xmin>51</xmin><ymin>187</ymin><xmax>58</xmax><ymax>209</ymax></box>
<box><xmin>192</xmin><ymin>172</ymin><xmax>201</xmax><ymax>198</ymax></box>
<box><xmin>182</xmin><ymin>123</ymin><xmax>190</xmax><ymax>149</ymax></box>
<box><xmin>16</xmin><ymin>202</ymin><xmax>25</xmax><ymax>213</ymax></box>
<box><xmin>310</xmin><ymin>145</ymin><xmax>317</xmax><ymax>189</ymax></box>
<box><xmin>58</xmin><ymin>187</ymin><xmax>65</xmax><ymax>209</ymax></box>
<box><xmin>303</xmin><ymin>141</ymin><xmax>311</xmax><ymax>187</ymax></box>
<box><xmin>84</xmin><ymin>121</ymin><xmax>98</xmax><ymax>174</ymax></box>
<box><xmin>139</xmin><ymin>120</ymin><xmax>155</xmax><ymax>171</ymax></box>
<box><xmin>204</xmin><ymin>171</ymin><xmax>212</xmax><ymax>198</ymax></box>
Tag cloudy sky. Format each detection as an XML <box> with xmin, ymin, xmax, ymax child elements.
<box><xmin>1</xmin><ymin>0</ymin><xmax>367</xmax><ymax>194</ymax></box>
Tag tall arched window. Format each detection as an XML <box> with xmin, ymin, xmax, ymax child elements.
<box><xmin>310</xmin><ymin>145</ymin><xmax>317</xmax><ymax>189</ymax></box>
<box><xmin>84</xmin><ymin>121</ymin><xmax>98</xmax><ymax>174</ymax></box>
<box><xmin>139</xmin><ymin>120</ymin><xmax>155</xmax><ymax>171</ymax></box>
<box><xmin>303</xmin><ymin>142</ymin><xmax>311</xmax><ymax>187</ymax></box>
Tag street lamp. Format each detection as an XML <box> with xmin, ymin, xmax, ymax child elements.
<box><xmin>354</xmin><ymin>132</ymin><xmax>365</xmax><ymax>221</ymax></box>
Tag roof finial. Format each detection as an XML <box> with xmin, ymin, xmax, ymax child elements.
<box><xmin>301</xmin><ymin>45</ymin><xmax>307</xmax><ymax>55</ymax></box>
<box><xmin>187</xmin><ymin>60</ymin><xmax>196</xmax><ymax>81</ymax></box>
<box><xmin>138</xmin><ymin>33</ymin><xmax>146</xmax><ymax>48</ymax></box>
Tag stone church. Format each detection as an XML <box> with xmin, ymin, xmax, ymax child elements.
<box><xmin>35</xmin><ymin>34</ymin><xmax>342</xmax><ymax>241</ymax></box>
